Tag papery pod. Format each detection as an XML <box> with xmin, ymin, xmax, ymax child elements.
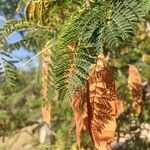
<box><xmin>87</xmin><ymin>54</ymin><xmax>117</xmax><ymax>150</ymax></box>
<box><xmin>72</xmin><ymin>54</ymin><xmax>124</xmax><ymax>149</ymax></box>
<box><xmin>41</xmin><ymin>41</ymin><xmax>51</xmax><ymax>124</ymax></box>
<box><xmin>128</xmin><ymin>65</ymin><xmax>142</xmax><ymax>114</ymax></box>
<box><xmin>71</xmin><ymin>89</ymin><xmax>87</xmax><ymax>148</ymax></box>
<box><xmin>41</xmin><ymin>102</ymin><xmax>51</xmax><ymax>124</ymax></box>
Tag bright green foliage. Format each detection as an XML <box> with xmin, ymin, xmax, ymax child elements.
<box><xmin>141</xmin><ymin>0</ymin><xmax>150</xmax><ymax>13</ymax></box>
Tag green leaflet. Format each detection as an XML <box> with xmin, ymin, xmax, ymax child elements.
<box><xmin>54</xmin><ymin>0</ymin><xmax>145</xmax><ymax>101</ymax></box>
<box><xmin>1</xmin><ymin>0</ymin><xmax>149</xmax><ymax>100</ymax></box>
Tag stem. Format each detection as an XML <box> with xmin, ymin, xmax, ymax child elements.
<box><xmin>60</xmin><ymin>7</ymin><xmax>65</xmax><ymax>23</ymax></box>
<box><xmin>20</xmin><ymin>51</ymin><xmax>43</xmax><ymax>69</ymax></box>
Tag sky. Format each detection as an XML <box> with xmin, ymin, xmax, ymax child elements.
<box><xmin>0</xmin><ymin>13</ymin><xmax>38</xmax><ymax>71</ymax></box>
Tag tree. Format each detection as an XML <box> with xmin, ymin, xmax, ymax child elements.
<box><xmin>0</xmin><ymin>0</ymin><xmax>150</xmax><ymax>149</ymax></box>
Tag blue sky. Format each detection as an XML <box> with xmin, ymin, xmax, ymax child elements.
<box><xmin>0</xmin><ymin>13</ymin><xmax>38</xmax><ymax>71</ymax></box>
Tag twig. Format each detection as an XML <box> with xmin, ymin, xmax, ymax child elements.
<box><xmin>20</xmin><ymin>50</ymin><xmax>43</xmax><ymax>69</ymax></box>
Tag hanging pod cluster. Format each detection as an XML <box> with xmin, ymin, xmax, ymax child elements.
<box><xmin>71</xmin><ymin>54</ymin><xmax>125</xmax><ymax>149</ymax></box>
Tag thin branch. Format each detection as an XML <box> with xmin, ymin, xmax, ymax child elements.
<box><xmin>20</xmin><ymin>51</ymin><xmax>43</xmax><ymax>69</ymax></box>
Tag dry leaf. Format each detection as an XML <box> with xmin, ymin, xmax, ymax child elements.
<box><xmin>72</xmin><ymin>54</ymin><xmax>120</xmax><ymax>149</ymax></box>
<box><xmin>71</xmin><ymin>90</ymin><xmax>86</xmax><ymax>148</ymax></box>
<box><xmin>87</xmin><ymin>54</ymin><xmax>117</xmax><ymax>149</ymax></box>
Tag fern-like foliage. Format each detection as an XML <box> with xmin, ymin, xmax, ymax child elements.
<box><xmin>0</xmin><ymin>52</ymin><xmax>17</xmax><ymax>88</ymax></box>
<box><xmin>51</xmin><ymin>0</ymin><xmax>147</xmax><ymax>100</ymax></box>
<box><xmin>0</xmin><ymin>0</ymin><xmax>149</xmax><ymax>101</ymax></box>
<box><xmin>0</xmin><ymin>0</ymin><xmax>83</xmax><ymax>53</ymax></box>
<box><xmin>17</xmin><ymin>0</ymin><xmax>83</xmax><ymax>26</ymax></box>
<box><xmin>140</xmin><ymin>0</ymin><xmax>150</xmax><ymax>12</ymax></box>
